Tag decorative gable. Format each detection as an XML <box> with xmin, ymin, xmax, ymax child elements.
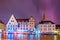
<box><xmin>29</xmin><ymin>16</ymin><xmax>35</xmax><ymax>22</ymax></box>
<box><xmin>6</xmin><ymin>14</ymin><xmax>18</xmax><ymax>27</ymax></box>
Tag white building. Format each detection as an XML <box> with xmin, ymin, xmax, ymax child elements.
<box><xmin>38</xmin><ymin>13</ymin><xmax>56</xmax><ymax>34</ymax></box>
<box><xmin>6</xmin><ymin>14</ymin><xmax>18</xmax><ymax>39</ymax></box>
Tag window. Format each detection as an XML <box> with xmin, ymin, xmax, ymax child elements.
<box><xmin>26</xmin><ymin>28</ymin><xmax>28</xmax><ymax>30</ymax></box>
<box><xmin>11</xmin><ymin>20</ymin><xmax>14</xmax><ymax>22</ymax></box>
<box><xmin>53</xmin><ymin>25</ymin><xmax>54</xmax><ymax>27</ymax></box>
<box><xmin>7</xmin><ymin>25</ymin><xmax>12</xmax><ymax>32</ymax></box>
<box><xmin>15</xmin><ymin>25</ymin><xmax>17</xmax><ymax>27</ymax></box>
<box><xmin>30</xmin><ymin>25</ymin><xmax>31</xmax><ymax>27</ymax></box>
<box><xmin>24</xmin><ymin>24</ymin><xmax>25</xmax><ymax>27</ymax></box>
<box><xmin>32</xmin><ymin>23</ymin><xmax>33</xmax><ymax>24</ymax></box>
<box><xmin>48</xmin><ymin>25</ymin><xmax>51</xmax><ymax>27</ymax></box>
<box><xmin>53</xmin><ymin>28</ymin><xmax>54</xmax><ymax>30</ymax></box>
<box><xmin>13</xmin><ymin>27</ymin><xmax>17</xmax><ymax>31</ymax></box>
<box><xmin>13</xmin><ymin>25</ymin><xmax>14</xmax><ymax>27</ymax></box>
<box><xmin>23</xmin><ymin>28</ymin><xmax>25</xmax><ymax>30</ymax></box>
<box><xmin>26</xmin><ymin>22</ymin><xmax>28</xmax><ymax>24</ymax></box>
<box><xmin>26</xmin><ymin>24</ymin><xmax>28</xmax><ymax>27</ymax></box>
<box><xmin>9</xmin><ymin>23</ymin><xmax>11</xmax><ymax>24</ymax></box>
<box><xmin>21</xmin><ymin>28</ymin><xmax>22</xmax><ymax>30</ymax></box>
<box><xmin>12</xmin><ymin>18</ymin><xmax>13</xmax><ymax>19</ymax></box>
<box><xmin>48</xmin><ymin>28</ymin><xmax>51</xmax><ymax>30</ymax></box>
<box><xmin>40</xmin><ymin>25</ymin><xmax>42</xmax><ymax>27</ymax></box>
<box><xmin>41</xmin><ymin>29</ymin><xmax>42</xmax><ymax>31</ymax></box>
<box><xmin>44</xmin><ymin>28</ymin><xmax>47</xmax><ymax>30</ymax></box>
<box><xmin>18</xmin><ymin>23</ymin><xmax>20</xmax><ymax>27</ymax></box>
<box><xmin>7</xmin><ymin>27</ymin><xmax>11</xmax><ymax>31</ymax></box>
<box><xmin>30</xmin><ymin>22</ymin><xmax>33</xmax><ymax>24</ymax></box>
<box><xmin>44</xmin><ymin>25</ymin><xmax>47</xmax><ymax>27</ymax></box>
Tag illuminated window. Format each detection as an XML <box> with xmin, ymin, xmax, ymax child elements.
<box><xmin>7</xmin><ymin>25</ymin><xmax>12</xmax><ymax>32</ymax></box>
<box><xmin>13</xmin><ymin>27</ymin><xmax>17</xmax><ymax>31</ymax></box>
<box><xmin>7</xmin><ymin>25</ymin><xmax>14</xmax><ymax>32</ymax></box>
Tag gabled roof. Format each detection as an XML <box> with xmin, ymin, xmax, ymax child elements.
<box><xmin>6</xmin><ymin>14</ymin><xmax>18</xmax><ymax>26</ymax></box>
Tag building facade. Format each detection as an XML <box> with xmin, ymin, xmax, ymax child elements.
<box><xmin>6</xmin><ymin>14</ymin><xmax>18</xmax><ymax>39</ymax></box>
<box><xmin>16</xmin><ymin>16</ymin><xmax>35</xmax><ymax>32</ymax></box>
<box><xmin>37</xmin><ymin>13</ymin><xmax>56</xmax><ymax>34</ymax></box>
<box><xmin>6</xmin><ymin>14</ymin><xmax>35</xmax><ymax>39</ymax></box>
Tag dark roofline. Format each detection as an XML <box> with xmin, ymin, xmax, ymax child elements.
<box><xmin>56</xmin><ymin>24</ymin><xmax>60</xmax><ymax>29</ymax></box>
<box><xmin>39</xmin><ymin>20</ymin><xmax>55</xmax><ymax>24</ymax></box>
<box><xmin>16</xmin><ymin>18</ymin><xmax>29</xmax><ymax>22</ymax></box>
<box><xmin>56</xmin><ymin>24</ymin><xmax>60</xmax><ymax>26</ymax></box>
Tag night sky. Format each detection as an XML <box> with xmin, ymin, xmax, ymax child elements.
<box><xmin>0</xmin><ymin>0</ymin><xmax>60</xmax><ymax>24</ymax></box>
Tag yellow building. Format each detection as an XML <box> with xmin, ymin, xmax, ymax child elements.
<box><xmin>0</xmin><ymin>20</ymin><xmax>5</xmax><ymax>40</ymax></box>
